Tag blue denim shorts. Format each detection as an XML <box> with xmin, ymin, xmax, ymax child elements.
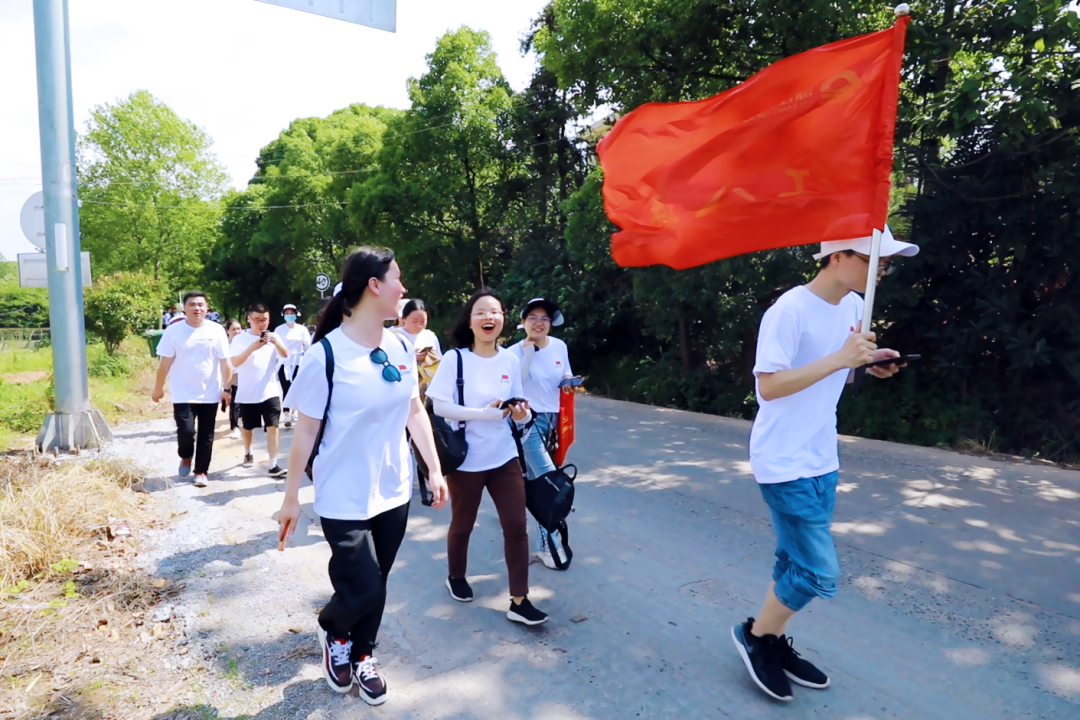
<box><xmin>758</xmin><ymin>471</ymin><xmax>840</xmax><ymax>612</ymax></box>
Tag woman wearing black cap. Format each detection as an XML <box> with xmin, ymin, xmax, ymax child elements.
<box><xmin>509</xmin><ymin>298</ymin><xmax>573</xmax><ymax>570</ymax></box>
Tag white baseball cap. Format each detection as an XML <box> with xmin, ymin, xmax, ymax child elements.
<box><xmin>282</xmin><ymin>303</ymin><xmax>300</xmax><ymax>316</ymax></box>
<box><xmin>812</xmin><ymin>225</ymin><xmax>919</xmax><ymax>260</ymax></box>
<box><xmin>333</xmin><ymin>281</ymin><xmax>342</xmax><ymax>296</ymax></box>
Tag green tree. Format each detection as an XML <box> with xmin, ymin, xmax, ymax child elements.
<box><xmin>78</xmin><ymin>90</ymin><xmax>228</xmax><ymax>291</ymax></box>
<box><xmin>83</xmin><ymin>272</ymin><xmax>163</xmax><ymax>354</ymax></box>
<box><xmin>353</xmin><ymin>27</ymin><xmax>524</xmax><ymax>306</ymax></box>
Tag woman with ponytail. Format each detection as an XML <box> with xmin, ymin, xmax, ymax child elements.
<box><xmin>277</xmin><ymin>247</ymin><xmax>449</xmax><ymax>705</ymax></box>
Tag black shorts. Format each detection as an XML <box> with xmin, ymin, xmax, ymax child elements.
<box><xmin>239</xmin><ymin>397</ymin><xmax>281</xmax><ymax>431</ymax></box>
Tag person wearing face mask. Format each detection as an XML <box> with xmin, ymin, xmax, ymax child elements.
<box><xmin>278</xmin><ymin>247</ymin><xmax>449</xmax><ymax>704</ymax></box>
<box><xmin>426</xmin><ymin>289</ymin><xmax>549</xmax><ymax>626</ymax></box>
<box><xmin>275</xmin><ymin>304</ymin><xmax>312</xmax><ymax>428</ymax></box>
<box><xmin>509</xmin><ymin>298</ymin><xmax>573</xmax><ymax>570</ymax></box>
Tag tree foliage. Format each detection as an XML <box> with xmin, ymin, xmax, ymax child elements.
<box><xmin>78</xmin><ymin>90</ymin><xmax>228</xmax><ymax>292</ymax></box>
<box><xmin>83</xmin><ymin>272</ymin><xmax>163</xmax><ymax>354</ymax></box>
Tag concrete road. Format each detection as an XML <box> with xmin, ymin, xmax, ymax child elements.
<box><xmin>132</xmin><ymin>396</ymin><xmax>1080</xmax><ymax>719</ymax></box>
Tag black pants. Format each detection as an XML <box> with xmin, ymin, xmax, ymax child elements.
<box><xmin>227</xmin><ymin>385</ymin><xmax>239</xmax><ymax>431</ymax></box>
<box><xmin>318</xmin><ymin>501</ymin><xmax>410</xmax><ymax>659</ymax></box>
<box><xmin>278</xmin><ymin>366</ymin><xmax>297</xmax><ymax>409</ymax></box>
<box><xmin>173</xmin><ymin>403</ymin><xmax>218</xmax><ymax>474</ymax></box>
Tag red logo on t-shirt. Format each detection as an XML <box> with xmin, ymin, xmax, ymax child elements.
<box><xmin>398</xmin><ymin>365</ymin><xmax>408</xmax><ymax>371</ymax></box>
<box><xmin>501</xmin><ymin>374</ymin><xmax>509</xmax><ymax>381</ymax></box>
<box><xmin>555</xmin><ymin>360</ymin><xmax>562</xmax><ymax>366</ymax></box>
<box><xmin>849</xmin><ymin>326</ymin><xmax>855</xmax><ymax>333</ymax></box>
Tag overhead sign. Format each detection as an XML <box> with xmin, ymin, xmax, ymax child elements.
<box><xmin>18</xmin><ymin>252</ymin><xmax>92</xmax><ymax>288</ymax></box>
<box><xmin>20</xmin><ymin>191</ymin><xmax>46</xmax><ymax>251</ymax></box>
<box><xmin>253</xmin><ymin>0</ymin><xmax>396</xmax><ymax>32</ymax></box>
<box><xmin>315</xmin><ymin>273</ymin><xmax>332</xmax><ymax>292</ymax></box>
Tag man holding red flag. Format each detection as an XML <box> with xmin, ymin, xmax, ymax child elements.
<box><xmin>730</xmin><ymin>226</ymin><xmax>917</xmax><ymax>702</ymax></box>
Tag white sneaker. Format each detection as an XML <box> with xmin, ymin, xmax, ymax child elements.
<box><xmin>228</xmin><ymin>428</ymin><xmax>241</xmax><ymax>440</ymax></box>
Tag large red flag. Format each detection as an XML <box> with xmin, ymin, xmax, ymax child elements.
<box><xmin>598</xmin><ymin>17</ymin><xmax>910</xmax><ymax>269</ymax></box>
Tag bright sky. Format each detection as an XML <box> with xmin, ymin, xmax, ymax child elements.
<box><xmin>0</xmin><ymin>0</ymin><xmax>550</xmax><ymax>261</ymax></box>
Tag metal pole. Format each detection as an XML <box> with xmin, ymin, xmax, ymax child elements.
<box><xmin>32</xmin><ymin>0</ymin><xmax>109</xmax><ymax>451</ymax></box>
<box><xmin>859</xmin><ymin>227</ymin><xmax>884</xmax><ymax>334</ymax></box>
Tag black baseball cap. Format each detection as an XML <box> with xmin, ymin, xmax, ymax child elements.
<box><xmin>520</xmin><ymin>298</ymin><xmax>564</xmax><ymax>327</ymax></box>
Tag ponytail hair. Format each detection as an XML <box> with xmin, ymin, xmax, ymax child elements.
<box><xmin>312</xmin><ymin>246</ymin><xmax>396</xmax><ymax>344</ymax></box>
<box><xmin>450</xmin><ymin>287</ymin><xmax>504</xmax><ymax>349</ymax></box>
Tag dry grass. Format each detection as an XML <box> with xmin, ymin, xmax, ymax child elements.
<box><xmin>1</xmin><ymin>454</ymin><xmax>205</xmax><ymax>719</ymax></box>
<box><xmin>0</xmin><ymin>456</ymin><xmax>150</xmax><ymax>589</ymax></box>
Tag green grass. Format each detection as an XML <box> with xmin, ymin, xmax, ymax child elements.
<box><xmin>0</xmin><ymin>337</ymin><xmax>161</xmax><ymax>449</ymax></box>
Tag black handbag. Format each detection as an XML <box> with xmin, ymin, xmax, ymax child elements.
<box><xmin>427</xmin><ymin>349</ymin><xmax>468</xmax><ymax>473</ymax></box>
<box><xmin>512</xmin><ymin>416</ymin><xmax>575</xmax><ymax>570</ymax></box>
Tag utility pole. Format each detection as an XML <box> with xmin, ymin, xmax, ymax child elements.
<box><xmin>32</xmin><ymin>0</ymin><xmax>110</xmax><ymax>452</ymax></box>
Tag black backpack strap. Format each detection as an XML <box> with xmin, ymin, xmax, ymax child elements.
<box><xmin>551</xmin><ymin>519</ymin><xmax>572</xmax><ymax>570</ymax></box>
<box><xmin>509</xmin><ymin>409</ymin><xmax>537</xmax><ymax>476</ymax></box>
<box><xmin>453</xmin><ymin>349</ymin><xmax>465</xmax><ymax>430</ymax></box>
<box><xmin>305</xmin><ymin>337</ymin><xmax>334</xmax><ymax>479</ymax></box>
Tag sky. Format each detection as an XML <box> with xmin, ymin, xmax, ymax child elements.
<box><xmin>0</xmin><ymin>0</ymin><xmax>551</xmax><ymax>262</ymax></box>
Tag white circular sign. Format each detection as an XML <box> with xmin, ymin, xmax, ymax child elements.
<box><xmin>20</xmin><ymin>191</ymin><xmax>46</xmax><ymax>251</ymax></box>
<box><xmin>315</xmin><ymin>273</ymin><xmax>331</xmax><ymax>292</ymax></box>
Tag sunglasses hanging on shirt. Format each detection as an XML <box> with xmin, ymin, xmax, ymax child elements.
<box><xmin>370</xmin><ymin>347</ymin><xmax>402</xmax><ymax>383</ymax></box>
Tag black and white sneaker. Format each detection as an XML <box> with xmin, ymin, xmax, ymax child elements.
<box><xmin>778</xmin><ymin>634</ymin><xmax>830</xmax><ymax>689</ymax></box>
<box><xmin>354</xmin><ymin>655</ymin><xmax>387</xmax><ymax>706</ymax></box>
<box><xmin>507</xmin><ymin>597</ymin><xmax>548</xmax><ymax>626</ymax></box>
<box><xmin>242</xmin><ymin>453</ymin><xmax>254</xmax><ymax>468</ymax></box>
<box><xmin>731</xmin><ymin>618</ymin><xmax>793</xmax><ymax>702</ymax></box>
<box><xmin>446</xmin><ymin>576</ymin><xmax>473</xmax><ymax>602</ymax></box>
<box><xmin>319</xmin><ymin>628</ymin><xmax>353</xmax><ymax>693</ymax></box>
<box><xmin>268</xmin><ymin>464</ymin><xmax>287</xmax><ymax>478</ymax></box>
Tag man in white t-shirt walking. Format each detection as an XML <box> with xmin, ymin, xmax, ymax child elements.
<box><xmin>152</xmin><ymin>292</ymin><xmax>233</xmax><ymax>488</ymax></box>
<box><xmin>231</xmin><ymin>303</ymin><xmax>290</xmax><ymax>476</ymax></box>
<box><xmin>732</xmin><ymin>227</ymin><xmax>918</xmax><ymax>703</ymax></box>
<box><xmin>274</xmin><ymin>303</ymin><xmax>311</xmax><ymax>428</ymax></box>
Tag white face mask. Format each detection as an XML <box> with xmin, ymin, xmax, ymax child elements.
<box><xmin>284</xmin><ymin>315</ymin><xmax>297</xmax><ymax>324</ymax></box>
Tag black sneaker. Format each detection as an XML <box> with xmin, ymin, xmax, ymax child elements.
<box><xmin>354</xmin><ymin>655</ymin><xmax>387</xmax><ymax>706</ymax></box>
<box><xmin>731</xmin><ymin>618</ymin><xmax>793</xmax><ymax>702</ymax></box>
<box><xmin>778</xmin><ymin>634</ymin><xmax>830</xmax><ymax>689</ymax></box>
<box><xmin>268</xmin><ymin>464</ymin><xmax>287</xmax><ymax>478</ymax></box>
<box><xmin>445</xmin><ymin>576</ymin><xmax>473</xmax><ymax>602</ymax></box>
<box><xmin>507</xmin><ymin>597</ymin><xmax>548</xmax><ymax>626</ymax></box>
<box><xmin>319</xmin><ymin>628</ymin><xmax>353</xmax><ymax>693</ymax></box>
<box><xmin>242</xmin><ymin>453</ymin><xmax>253</xmax><ymax>468</ymax></box>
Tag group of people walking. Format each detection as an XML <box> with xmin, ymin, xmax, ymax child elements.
<box><xmin>152</xmin><ymin>227</ymin><xmax>918</xmax><ymax>708</ymax></box>
<box><xmin>152</xmin><ymin>297</ymin><xmax>312</xmax><ymax>485</ymax></box>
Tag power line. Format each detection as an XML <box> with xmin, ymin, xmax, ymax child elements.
<box><xmin>78</xmin><ymin>199</ymin><xmax>347</xmax><ymax>210</ymax></box>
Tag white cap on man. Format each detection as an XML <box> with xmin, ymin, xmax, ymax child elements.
<box><xmin>812</xmin><ymin>225</ymin><xmax>919</xmax><ymax>260</ymax></box>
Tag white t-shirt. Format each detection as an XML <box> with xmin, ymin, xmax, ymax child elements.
<box><xmin>230</xmin><ymin>331</ymin><xmax>283</xmax><ymax>404</ymax></box>
<box><xmin>509</xmin><ymin>337</ymin><xmax>572</xmax><ymax>413</ymax></box>
<box><xmin>156</xmin><ymin>320</ymin><xmax>230</xmax><ymax>404</ymax></box>
<box><xmin>274</xmin><ymin>322</ymin><xmax>312</xmax><ymax>374</ymax></box>
<box><xmin>749</xmin><ymin>286</ymin><xmax>862</xmax><ymax>484</ymax></box>
<box><xmin>285</xmin><ymin>328</ymin><xmax>419</xmax><ymax>521</ymax></box>
<box><xmin>426</xmin><ymin>347</ymin><xmax>523</xmax><ymax>473</ymax></box>
<box><xmin>395</xmin><ymin>327</ymin><xmax>442</xmax><ymax>356</ymax></box>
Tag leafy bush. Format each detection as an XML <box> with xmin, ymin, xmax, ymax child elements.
<box><xmin>83</xmin><ymin>272</ymin><xmax>162</xmax><ymax>354</ymax></box>
<box><xmin>0</xmin><ymin>287</ymin><xmax>49</xmax><ymax>329</ymax></box>
<box><xmin>87</xmin><ymin>348</ymin><xmax>134</xmax><ymax>378</ymax></box>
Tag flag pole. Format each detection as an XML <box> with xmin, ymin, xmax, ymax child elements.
<box><xmin>851</xmin><ymin>226</ymin><xmax>883</xmax><ymax>396</ymax></box>
<box><xmin>860</xmin><ymin>227</ymin><xmax>883</xmax><ymax>334</ymax></box>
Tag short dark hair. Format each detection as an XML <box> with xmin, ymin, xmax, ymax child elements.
<box><xmin>450</xmin><ymin>288</ymin><xmax>504</xmax><ymax>349</ymax></box>
<box><xmin>819</xmin><ymin>249</ymin><xmax>856</xmax><ymax>270</ymax></box>
<box><xmin>247</xmin><ymin>303</ymin><xmax>270</xmax><ymax>315</ymax></box>
<box><xmin>402</xmin><ymin>299</ymin><xmax>426</xmax><ymax>318</ymax></box>
<box><xmin>182</xmin><ymin>291</ymin><xmax>207</xmax><ymax>306</ymax></box>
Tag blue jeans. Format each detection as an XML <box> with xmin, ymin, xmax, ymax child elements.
<box><xmin>758</xmin><ymin>471</ymin><xmax>840</xmax><ymax>612</ymax></box>
<box><xmin>520</xmin><ymin>412</ymin><xmax>564</xmax><ymax>554</ymax></box>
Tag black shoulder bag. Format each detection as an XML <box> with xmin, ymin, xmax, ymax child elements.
<box><xmin>511</xmin><ymin>414</ymin><xmax>575</xmax><ymax>570</ymax></box>
<box><xmin>425</xmin><ymin>348</ymin><xmax>469</xmax><ymax>473</ymax></box>
<box><xmin>304</xmin><ymin>337</ymin><xmax>335</xmax><ymax>480</ymax></box>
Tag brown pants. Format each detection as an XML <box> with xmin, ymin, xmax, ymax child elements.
<box><xmin>447</xmin><ymin>458</ymin><xmax>529</xmax><ymax>598</ymax></box>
